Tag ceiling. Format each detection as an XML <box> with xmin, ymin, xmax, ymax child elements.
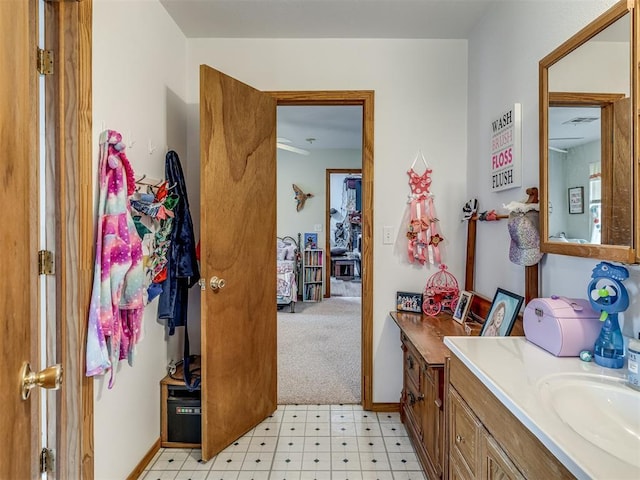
<box><xmin>277</xmin><ymin>105</ymin><xmax>363</xmax><ymax>152</ymax></box>
<box><xmin>159</xmin><ymin>0</ymin><xmax>501</xmax><ymax>151</ymax></box>
<box><xmin>548</xmin><ymin>106</ymin><xmax>601</xmax><ymax>152</ymax></box>
<box><xmin>158</xmin><ymin>0</ymin><xmax>609</xmax><ymax>153</ymax></box>
<box><xmin>159</xmin><ymin>0</ymin><xmax>501</xmax><ymax>40</ymax></box>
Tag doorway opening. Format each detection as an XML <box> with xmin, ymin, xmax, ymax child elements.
<box><xmin>276</xmin><ymin>105</ymin><xmax>363</xmax><ymax>405</ymax></box>
<box><xmin>272</xmin><ymin>91</ymin><xmax>374</xmax><ymax>410</ymax></box>
<box><xmin>326</xmin><ymin>168</ymin><xmax>362</xmax><ymax>299</ymax></box>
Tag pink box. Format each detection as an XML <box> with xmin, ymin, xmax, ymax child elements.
<box><xmin>524</xmin><ymin>297</ymin><xmax>601</xmax><ymax>357</ymax></box>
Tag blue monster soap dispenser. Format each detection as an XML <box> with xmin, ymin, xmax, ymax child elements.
<box><xmin>587</xmin><ymin>262</ymin><xmax>629</xmax><ymax>369</ymax></box>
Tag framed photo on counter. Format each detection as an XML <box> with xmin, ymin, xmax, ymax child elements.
<box><xmin>452</xmin><ymin>290</ymin><xmax>473</xmax><ymax>324</ymax></box>
<box><xmin>480</xmin><ymin>288</ymin><xmax>523</xmax><ymax>336</ymax></box>
<box><xmin>396</xmin><ymin>291</ymin><xmax>423</xmax><ymax>313</ymax></box>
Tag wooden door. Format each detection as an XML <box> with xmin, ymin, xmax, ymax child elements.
<box><xmin>0</xmin><ymin>0</ymin><xmax>40</xmax><ymax>478</ymax></box>
<box><xmin>200</xmin><ymin>65</ymin><xmax>278</xmax><ymax>460</ymax></box>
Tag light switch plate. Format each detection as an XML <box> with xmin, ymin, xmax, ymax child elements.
<box><xmin>383</xmin><ymin>226</ymin><xmax>394</xmax><ymax>244</ymax></box>
<box><xmin>314</xmin><ymin>224</ymin><xmax>323</xmax><ymax>232</ymax></box>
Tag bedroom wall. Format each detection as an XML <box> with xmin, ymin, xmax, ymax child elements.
<box><xmin>92</xmin><ymin>1</ymin><xmax>188</xmax><ymax>478</ymax></box>
<box><xmin>277</xmin><ymin>149</ymin><xmax>362</xmax><ymax>250</ymax></box>
<box><xmin>185</xmin><ymin>38</ymin><xmax>469</xmax><ymax>403</ymax></box>
<box><xmin>467</xmin><ymin>0</ymin><xmax>640</xmax><ymax>340</ymax></box>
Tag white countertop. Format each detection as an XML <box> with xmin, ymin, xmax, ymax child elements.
<box><xmin>444</xmin><ymin>336</ymin><xmax>640</xmax><ymax>480</ymax></box>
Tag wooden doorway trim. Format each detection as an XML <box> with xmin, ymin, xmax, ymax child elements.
<box><xmin>45</xmin><ymin>0</ymin><xmax>94</xmax><ymax>478</ymax></box>
<box><xmin>325</xmin><ymin>168</ymin><xmax>363</xmax><ymax>298</ymax></box>
<box><xmin>270</xmin><ymin>91</ymin><xmax>374</xmax><ymax>410</ymax></box>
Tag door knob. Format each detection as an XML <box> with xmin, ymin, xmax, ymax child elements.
<box><xmin>209</xmin><ymin>276</ymin><xmax>226</xmax><ymax>291</ymax></box>
<box><xmin>21</xmin><ymin>362</ymin><xmax>63</xmax><ymax>400</ymax></box>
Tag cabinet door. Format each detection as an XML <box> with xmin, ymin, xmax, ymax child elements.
<box><xmin>480</xmin><ymin>431</ymin><xmax>525</xmax><ymax>480</ymax></box>
<box><xmin>449</xmin><ymin>387</ymin><xmax>481</xmax><ymax>477</ymax></box>
<box><xmin>404</xmin><ymin>373</ymin><xmax>424</xmax><ymax>440</ymax></box>
<box><xmin>402</xmin><ymin>335</ymin><xmax>422</xmax><ymax>389</ymax></box>
<box><xmin>422</xmin><ymin>365</ymin><xmax>443</xmax><ymax>478</ymax></box>
<box><xmin>450</xmin><ymin>455</ymin><xmax>474</xmax><ymax>480</ymax></box>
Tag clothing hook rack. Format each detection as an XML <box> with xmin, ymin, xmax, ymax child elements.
<box><xmin>464</xmin><ymin>187</ymin><xmax>539</xmax><ymax>304</ymax></box>
<box><xmin>135</xmin><ymin>174</ymin><xmax>164</xmax><ymax>187</ymax></box>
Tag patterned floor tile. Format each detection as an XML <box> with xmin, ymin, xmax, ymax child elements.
<box><xmin>144</xmin><ymin>405</ymin><xmax>422</xmax><ymax>480</ymax></box>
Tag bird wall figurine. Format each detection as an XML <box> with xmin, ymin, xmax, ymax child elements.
<box><xmin>293</xmin><ymin>184</ymin><xmax>313</xmax><ymax>212</ymax></box>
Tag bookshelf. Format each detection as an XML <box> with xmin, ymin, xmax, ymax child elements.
<box><xmin>302</xmin><ymin>248</ymin><xmax>324</xmax><ymax>302</ymax></box>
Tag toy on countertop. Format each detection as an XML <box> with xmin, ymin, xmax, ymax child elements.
<box><xmin>422</xmin><ymin>264</ymin><xmax>460</xmax><ymax>316</ymax></box>
<box><xmin>587</xmin><ymin>261</ymin><xmax>629</xmax><ymax>369</ymax></box>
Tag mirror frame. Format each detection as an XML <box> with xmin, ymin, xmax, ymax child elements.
<box><xmin>539</xmin><ymin>0</ymin><xmax>637</xmax><ymax>263</ymax></box>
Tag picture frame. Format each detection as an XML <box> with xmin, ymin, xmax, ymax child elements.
<box><xmin>303</xmin><ymin>232</ymin><xmax>318</xmax><ymax>250</ymax></box>
<box><xmin>452</xmin><ymin>290</ymin><xmax>473</xmax><ymax>324</ymax></box>
<box><xmin>480</xmin><ymin>288</ymin><xmax>524</xmax><ymax>336</ymax></box>
<box><xmin>568</xmin><ymin>186</ymin><xmax>584</xmax><ymax>214</ymax></box>
<box><xmin>396</xmin><ymin>291</ymin><xmax>423</xmax><ymax>313</ymax></box>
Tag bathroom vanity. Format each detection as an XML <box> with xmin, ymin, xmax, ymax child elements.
<box><xmin>392</xmin><ymin>311</ymin><xmax>468</xmax><ymax>480</ymax></box>
<box><xmin>445</xmin><ymin>336</ymin><xmax>640</xmax><ymax>480</ymax></box>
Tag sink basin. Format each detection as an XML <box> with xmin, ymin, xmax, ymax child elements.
<box><xmin>537</xmin><ymin>372</ymin><xmax>640</xmax><ymax>468</ymax></box>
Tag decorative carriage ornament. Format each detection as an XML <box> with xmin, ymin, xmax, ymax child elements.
<box><xmin>422</xmin><ymin>264</ymin><xmax>460</xmax><ymax>316</ymax></box>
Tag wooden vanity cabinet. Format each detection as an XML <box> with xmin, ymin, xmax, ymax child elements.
<box><xmin>401</xmin><ymin>332</ymin><xmax>445</xmax><ymax>480</ymax></box>
<box><xmin>449</xmin><ymin>387</ymin><xmax>523</xmax><ymax>480</ymax></box>
<box><xmin>448</xmin><ymin>355</ymin><xmax>573</xmax><ymax>479</ymax></box>
<box><xmin>393</xmin><ymin>311</ymin><xmax>466</xmax><ymax>480</ymax></box>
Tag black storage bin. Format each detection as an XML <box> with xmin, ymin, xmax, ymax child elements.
<box><xmin>167</xmin><ymin>386</ymin><xmax>201</xmax><ymax>444</ymax></box>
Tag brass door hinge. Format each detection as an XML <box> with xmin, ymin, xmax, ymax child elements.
<box><xmin>40</xmin><ymin>447</ymin><xmax>54</xmax><ymax>474</ymax></box>
<box><xmin>38</xmin><ymin>250</ymin><xmax>54</xmax><ymax>275</ymax></box>
<box><xmin>37</xmin><ymin>48</ymin><xmax>53</xmax><ymax>75</ymax></box>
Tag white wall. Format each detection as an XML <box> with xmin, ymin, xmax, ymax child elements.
<box><xmin>468</xmin><ymin>0</ymin><xmax>640</xmax><ymax>340</ymax></box>
<box><xmin>92</xmin><ymin>1</ymin><xmax>188</xmax><ymax>478</ymax></box>
<box><xmin>87</xmin><ymin>2</ymin><xmax>640</xmax><ymax>477</ymax></box>
<box><xmin>277</xmin><ymin>149</ymin><xmax>362</xmax><ymax>249</ymax></box>
<box><xmin>186</xmin><ymin>38</ymin><xmax>469</xmax><ymax>402</ymax></box>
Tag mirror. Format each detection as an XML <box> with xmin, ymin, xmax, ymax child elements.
<box><xmin>540</xmin><ymin>1</ymin><xmax>636</xmax><ymax>262</ymax></box>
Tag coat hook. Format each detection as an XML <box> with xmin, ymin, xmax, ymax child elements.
<box><xmin>148</xmin><ymin>140</ymin><xmax>156</xmax><ymax>155</ymax></box>
<box><xmin>127</xmin><ymin>131</ymin><xmax>136</xmax><ymax>149</ymax></box>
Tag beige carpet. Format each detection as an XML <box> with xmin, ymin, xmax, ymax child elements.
<box><xmin>330</xmin><ymin>276</ymin><xmax>362</xmax><ymax>297</ymax></box>
<box><xmin>278</xmin><ymin>297</ymin><xmax>361</xmax><ymax>404</ymax></box>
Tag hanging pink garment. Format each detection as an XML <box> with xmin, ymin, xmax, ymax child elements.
<box><xmin>86</xmin><ymin>130</ymin><xmax>144</xmax><ymax>388</ymax></box>
<box><xmin>405</xmin><ymin>153</ymin><xmax>443</xmax><ymax>265</ymax></box>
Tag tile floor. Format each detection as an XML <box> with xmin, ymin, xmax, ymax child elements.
<box><xmin>138</xmin><ymin>404</ymin><xmax>425</xmax><ymax>480</ymax></box>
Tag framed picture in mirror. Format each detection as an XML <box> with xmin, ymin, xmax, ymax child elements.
<box><xmin>568</xmin><ymin>186</ymin><xmax>584</xmax><ymax>214</ymax></box>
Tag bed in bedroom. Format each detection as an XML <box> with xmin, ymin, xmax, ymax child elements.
<box><xmin>277</xmin><ymin>235</ymin><xmax>300</xmax><ymax>312</ymax></box>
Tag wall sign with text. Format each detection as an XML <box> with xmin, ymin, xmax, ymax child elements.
<box><xmin>490</xmin><ymin>103</ymin><xmax>522</xmax><ymax>192</ymax></box>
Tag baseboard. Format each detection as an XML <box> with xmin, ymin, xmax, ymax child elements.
<box><xmin>127</xmin><ymin>438</ymin><xmax>161</xmax><ymax>480</ymax></box>
<box><xmin>369</xmin><ymin>402</ymin><xmax>400</xmax><ymax>413</ymax></box>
